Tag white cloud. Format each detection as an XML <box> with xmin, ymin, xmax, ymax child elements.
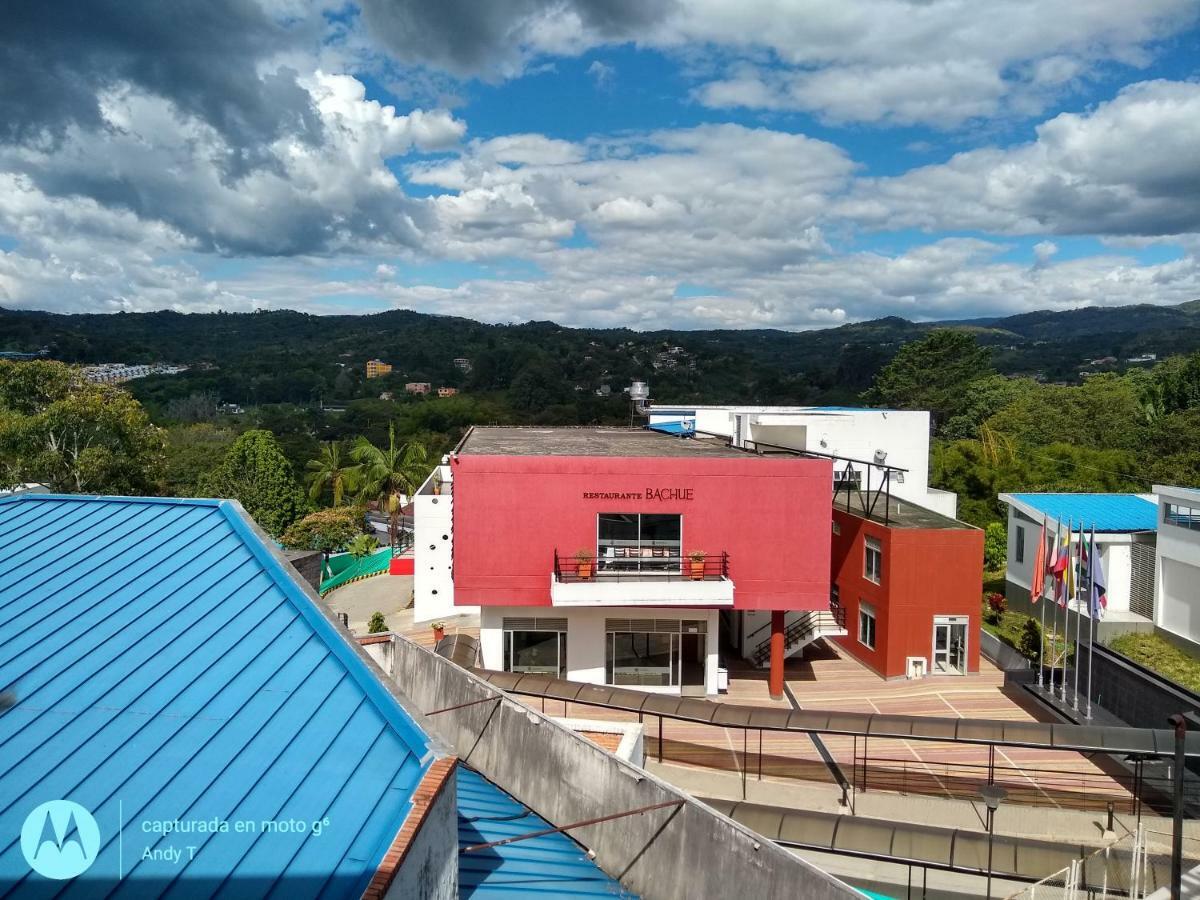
<box><xmin>841</xmin><ymin>80</ymin><xmax>1200</xmax><ymax>235</ymax></box>
<box><xmin>587</xmin><ymin>60</ymin><xmax>615</xmax><ymax>88</ymax></box>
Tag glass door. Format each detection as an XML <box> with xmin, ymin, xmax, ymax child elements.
<box><xmin>932</xmin><ymin>617</ymin><xmax>967</xmax><ymax>675</ymax></box>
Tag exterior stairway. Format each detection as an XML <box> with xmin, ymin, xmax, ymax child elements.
<box><xmin>750</xmin><ymin>603</ymin><xmax>848</xmax><ymax>667</ymax></box>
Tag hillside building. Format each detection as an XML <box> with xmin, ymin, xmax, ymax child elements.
<box><xmin>437</xmin><ymin>386</ymin><xmax>458</xmax><ymax>397</ymax></box>
<box><xmin>405</xmin><ymin>382</ymin><xmax>431</xmax><ymax>395</ymax></box>
<box><xmin>366</xmin><ymin>358</ymin><xmax>392</xmax><ymax>378</ymax></box>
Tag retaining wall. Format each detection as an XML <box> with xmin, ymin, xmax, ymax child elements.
<box><xmin>389</xmin><ymin>636</ymin><xmax>857</xmax><ymax>900</ymax></box>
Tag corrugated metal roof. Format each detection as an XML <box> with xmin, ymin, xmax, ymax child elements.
<box><xmin>0</xmin><ymin>494</ymin><xmax>432</xmax><ymax>897</ymax></box>
<box><xmin>456</xmin><ymin>766</ymin><xmax>634</xmax><ymax>898</ymax></box>
<box><xmin>1004</xmin><ymin>493</ymin><xmax>1159</xmax><ymax>533</ymax></box>
<box><xmin>645</xmin><ymin>420</ymin><xmax>694</xmax><ymax>436</ymax></box>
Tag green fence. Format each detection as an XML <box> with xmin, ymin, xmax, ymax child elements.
<box><xmin>319</xmin><ymin>547</ymin><xmax>394</xmax><ymax>596</ymax></box>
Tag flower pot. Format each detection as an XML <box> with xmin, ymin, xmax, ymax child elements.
<box><xmin>689</xmin><ymin>560</ymin><xmax>705</xmax><ymax>580</ymax></box>
<box><xmin>577</xmin><ymin>563</ymin><xmax>593</xmax><ymax>580</ymax></box>
<box><xmin>432</xmin><ymin>626</ymin><xmax>445</xmax><ymax>642</ymax></box>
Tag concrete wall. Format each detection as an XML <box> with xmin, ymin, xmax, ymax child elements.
<box><xmin>386</xmin><ymin>767</ymin><xmax>458</xmax><ymax>900</ymax></box>
<box><xmin>1003</xmin><ymin>578</ymin><xmax>1154</xmax><ymax>643</ymax></box>
<box><xmin>1076</xmin><ymin>642</ymin><xmax>1200</xmax><ymax>734</ymax></box>
<box><xmin>282</xmin><ymin>549</ymin><xmax>323</xmax><ymax>592</ymax></box>
<box><xmin>978</xmin><ymin>628</ymin><xmax>1032</xmax><ymax>672</ymax></box>
<box><xmin>1155</xmin><ymin>487</ymin><xmax>1200</xmax><ymax>645</ymax></box>
<box><xmin>480</xmin><ymin>605</ymin><xmax>720</xmax><ymax>695</ymax></box>
<box><xmin>388</xmin><ymin>636</ymin><xmax>858</xmax><ymax>900</ymax></box>
<box><xmin>414</xmin><ymin>465</ymin><xmax>474</xmax><ymax>623</ymax></box>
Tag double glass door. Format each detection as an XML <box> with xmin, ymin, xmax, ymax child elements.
<box><xmin>932</xmin><ymin>617</ymin><xmax>967</xmax><ymax>675</ymax></box>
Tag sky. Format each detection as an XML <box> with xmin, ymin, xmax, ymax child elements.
<box><xmin>0</xmin><ymin>1</ymin><xmax>1198</xmax><ymax>330</ymax></box>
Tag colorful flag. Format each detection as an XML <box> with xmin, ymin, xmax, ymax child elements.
<box><xmin>1088</xmin><ymin>526</ymin><xmax>1107</xmax><ymax>618</ymax></box>
<box><xmin>1031</xmin><ymin>520</ymin><xmax>1047</xmax><ymax>604</ymax></box>
<box><xmin>1051</xmin><ymin>520</ymin><xmax>1071</xmax><ymax>605</ymax></box>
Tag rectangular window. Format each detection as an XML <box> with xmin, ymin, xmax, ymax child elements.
<box><xmin>1015</xmin><ymin>525</ymin><xmax>1025</xmax><ymax>564</ymax></box>
<box><xmin>607</xmin><ymin>632</ymin><xmax>677</xmax><ymax>686</ymax></box>
<box><xmin>832</xmin><ymin>521</ymin><xmax>841</xmax><ymax>536</ymax></box>
<box><xmin>864</xmin><ymin>537</ymin><xmax>882</xmax><ymax>584</ymax></box>
<box><xmin>1165</xmin><ymin>503</ymin><xmax>1200</xmax><ymax>531</ymax></box>
<box><xmin>502</xmin><ymin>619</ymin><xmax>567</xmax><ymax>678</ymax></box>
<box><xmin>597</xmin><ymin>513</ymin><xmax>682</xmax><ymax>572</ymax></box>
<box><xmin>858</xmin><ymin>601</ymin><xmax>876</xmax><ymax>650</ymax></box>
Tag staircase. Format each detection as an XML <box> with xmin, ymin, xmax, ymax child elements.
<box><xmin>750</xmin><ymin>603</ymin><xmax>847</xmax><ymax>667</ymax></box>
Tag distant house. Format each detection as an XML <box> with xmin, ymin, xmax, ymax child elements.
<box><xmin>437</xmin><ymin>386</ymin><xmax>458</xmax><ymax>397</ymax></box>
<box><xmin>366</xmin><ymin>358</ymin><xmax>392</xmax><ymax>378</ymax></box>
<box><xmin>405</xmin><ymin>382</ymin><xmax>431</xmax><ymax>395</ymax></box>
<box><xmin>452</xmin><ymin>358</ymin><xmax>471</xmax><ymax>372</ymax></box>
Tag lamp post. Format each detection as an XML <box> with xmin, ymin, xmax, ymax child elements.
<box><xmin>980</xmin><ymin>783</ymin><xmax>1007</xmax><ymax>899</ymax></box>
<box><xmin>1168</xmin><ymin>714</ymin><xmax>1187</xmax><ymax>900</ymax></box>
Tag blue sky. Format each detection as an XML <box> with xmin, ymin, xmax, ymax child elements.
<box><xmin>0</xmin><ymin>0</ymin><xmax>1198</xmax><ymax>329</ymax></box>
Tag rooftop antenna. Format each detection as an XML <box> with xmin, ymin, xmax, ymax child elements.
<box><xmin>629</xmin><ymin>381</ymin><xmax>650</xmax><ymax>426</ymax></box>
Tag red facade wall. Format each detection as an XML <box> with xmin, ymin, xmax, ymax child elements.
<box><xmin>830</xmin><ymin>508</ymin><xmax>983</xmax><ymax>678</ymax></box>
<box><xmin>451</xmin><ymin>453</ymin><xmax>832</xmax><ymax>610</ymax></box>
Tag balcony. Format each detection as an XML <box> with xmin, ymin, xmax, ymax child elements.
<box><xmin>550</xmin><ymin>550</ymin><xmax>735</xmax><ymax>607</ymax></box>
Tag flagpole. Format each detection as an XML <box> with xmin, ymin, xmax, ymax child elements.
<box><xmin>1038</xmin><ymin>575</ymin><xmax>1047</xmax><ymax>690</ymax></box>
<box><xmin>1086</xmin><ymin>522</ymin><xmax>1096</xmax><ymax>720</ymax></box>
<box><xmin>1073</xmin><ymin>521</ymin><xmax>1083</xmax><ymax>712</ymax></box>
<box><xmin>1050</xmin><ymin>517</ymin><xmax>1061</xmax><ymax>696</ymax></box>
<box><xmin>1060</xmin><ymin>518</ymin><xmax>1072</xmax><ymax>704</ymax></box>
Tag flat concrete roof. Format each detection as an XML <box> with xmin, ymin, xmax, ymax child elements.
<box><xmin>838</xmin><ymin>493</ymin><xmax>975</xmax><ymax>530</ymax></box>
<box><xmin>458</xmin><ymin>426</ymin><xmax>753</xmax><ymax>458</ymax></box>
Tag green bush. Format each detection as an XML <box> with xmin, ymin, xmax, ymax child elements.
<box><xmin>348</xmin><ymin>534</ymin><xmax>380</xmax><ymax>558</ymax></box>
<box><xmin>280</xmin><ymin>506</ymin><xmax>363</xmax><ymax>553</ymax></box>
<box><xmin>367</xmin><ymin>611</ymin><xmax>387</xmax><ymax>634</ymax></box>
<box><xmin>984</xmin><ymin>522</ymin><xmax>1007</xmax><ymax>570</ymax></box>
<box><xmin>1019</xmin><ymin>617</ymin><xmax>1043</xmax><ymax>660</ymax></box>
<box><xmin>1108</xmin><ymin>632</ymin><xmax>1200</xmax><ymax>693</ymax></box>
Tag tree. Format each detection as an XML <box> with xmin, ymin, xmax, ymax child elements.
<box><xmin>0</xmin><ymin>360</ymin><xmax>164</xmax><ymax>494</ymax></box>
<box><xmin>281</xmin><ymin>506</ymin><xmax>364</xmax><ymax>554</ymax></box>
<box><xmin>163</xmin><ymin>424</ymin><xmax>236</xmax><ymax>496</ymax></box>
<box><xmin>864</xmin><ymin>331</ymin><xmax>993</xmax><ymax>429</ymax></box>
<box><xmin>200</xmin><ymin>429</ymin><xmax>306</xmax><ymax>536</ymax></box>
<box><xmin>165</xmin><ymin>391</ymin><xmax>219</xmax><ymax>424</ymax></box>
<box><xmin>983</xmin><ymin>522</ymin><xmax>1007</xmax><ymax>571</ymax></box>
<box><xmin>367</xmin><ymin>611</ymin><xmax>388</xmax><ymax>634</ymax></box>
<box><xmin>305</xmin><ymin>441</ymin><xmax>355</xmax><ymax>506</ymax></box>
<box><xmin>1019</xmin><ymin>617</ymin><xmax>1043</xmax><ymax>661</ymax></box>
<box><xmin>347</xmin><ymin>534</ymin><xmax>379</xmax><ymax>557</ymax></box>
<box><xmin>351</xmin><ymin>424</ymin><xmax>430</xmax><ymax>547</ymax></box>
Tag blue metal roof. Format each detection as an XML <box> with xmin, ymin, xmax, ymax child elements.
<box><xmin>1006</xmin><ymin>493</ymin><xmax>1159</xmax><ymax>533</ymax></box>
<box><xmin>456</xmin><ymin>766</ymin><xmax>634</xmax><ymax>898</ymax></box>
<box><xmin>0</xmin><ymin>494</ymin><xmax>432</xmax><ymax>898</ymax></box>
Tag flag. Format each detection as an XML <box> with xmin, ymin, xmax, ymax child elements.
<box><xmin>1030</xmin><ymin>519</ymin><xmax>1047</xmax><ymax>604</ymax></box>
<box><xmin>1051</xmin><ymin>519</ymin><xmax>1071</xmax><ymax>605</ymax></box>
<box><xmin>1088</xmin><ymin>526</ymin><xmax>1107</xmax><ymax>618</ymax></box>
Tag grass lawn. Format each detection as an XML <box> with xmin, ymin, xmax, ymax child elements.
<box><xmin>1107</xmin><ymin>632</ymin><xmax>1200</xmax><ymax>694</ymax></box>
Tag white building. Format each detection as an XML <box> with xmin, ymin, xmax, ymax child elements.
<box><xmin>998</xmin><ymin>493</ymin><xmax>1159</xmax><ymax>639</ymax></box>
<box><xmin>648</xmin><ymin>405</ymin><xmax>956</xmax><ymax>516</ymax></box>
<box><xmin>1153</xmin><ymin>485</ymin><xmax>1200</xmax><ymax>650</ymax></box>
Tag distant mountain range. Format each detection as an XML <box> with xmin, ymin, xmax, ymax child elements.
<box><xmin>2</xmin><ymin>299</ymin><xmax>1199</xmax><ymax>405</ymax></box>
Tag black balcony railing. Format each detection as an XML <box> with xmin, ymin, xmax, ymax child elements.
<box><xmin>553</xmin><ymin>550</ymin><xmax>730</xmax><ymax>583</ymax></box>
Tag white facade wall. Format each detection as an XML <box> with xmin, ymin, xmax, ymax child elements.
<box><xmin>651</xmin><ymin>406</ymin><xmax>942</xmax><ymax>509</ymax></box>
<box><xmin>413</xmin><ymin>465</ymin><xmax>478</xmax><ymax>623</ymax></box>
<box><xmin>480</xmin><ymin>605</ymin><xmax>720</xmax><ymax>695</ymax></box>
<box><xmin>1154</xmin><ymin>486</ymin><xmax>1200</xmax><ymax>645</ymax></box>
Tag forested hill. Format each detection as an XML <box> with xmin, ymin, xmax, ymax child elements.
<box><xmin>2</xmin><ymin>299</ymin><xmax>1200</xmax><ymax>410</ymax></box>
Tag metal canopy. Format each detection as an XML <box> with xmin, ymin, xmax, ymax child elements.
<box><xmin>473</xmin><ymin>669</ymin><xmax>1200</xmax><ymax>758</ymax></box>
<box><xmin>703</xmin><ymin>797</ymin><xmax>1172</xmax><ymax>888</ymax></box>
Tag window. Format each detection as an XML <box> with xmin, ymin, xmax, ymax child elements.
<box><xmin>502</xmin><ymin>618</ymin><xmax>567</xmax><ymax>678</ymax></box>
<box><xmin>1164</xmin><ymin>503</ymin><xmax>1200</xmax><ymax>532</ymax></box>
<box><xmin>1015</xmin><ymin>525</ymin><xmax>1025</xmax><ymax>564</ymax></box>
<box><xmin>597</xmin><ymin>513</ymin><xmax>682</xmax><ymax>572</ymax></box>
<box><xmin>832</xmin><ymin>521</ymin><xmax>841</xmax><ymax>536</ymax></box>
<box><xmin>864</xmin><ymin>537</ymin><xmax>882</xmax><ymax>584</ymax></box>
<box><xmin>604</xmin><ymin>618</ymin><xmax>706</xmax><ymax>687</ymax></box>
<box><xmin>834</xmin><ymin>467</ymin><xmax>862</xmax><ymax>491</ymax></box>
<box><xmin>858</xmin><ymin>601</ymin><xmax>876</xmax><ymax>650</ymax></box>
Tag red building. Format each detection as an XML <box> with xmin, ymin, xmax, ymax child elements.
<box><xmin>831</xmin><ymin>504</ymin><xmax>983</xmax><ymax>678</ymax></box>
<box><xmin>414</xmin><ymin>425</ymin><xmax>983</xmax><ymax>696</ymax></box>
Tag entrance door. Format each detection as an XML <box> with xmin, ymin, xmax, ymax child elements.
<box><xmin>680</xmin><ymin>633</ymin><xmax>707</xmax><ymax>696</ymax></box>
<box><xmin>932</xmin><ymin>617</ymin><xmax>968</xmax><ymax>675</ymax></box>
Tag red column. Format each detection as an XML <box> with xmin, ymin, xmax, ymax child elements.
<box><xmin>768</xmin><ymin>610</ymin><xmax>785</xmax><ymax>700</ymax></box>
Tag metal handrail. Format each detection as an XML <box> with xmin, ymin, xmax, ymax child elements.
<box><xmin>751</xmin><ymin>602</ymin><xmax>847</xmax><ymax>666</ymax></box>
<box><xmin>553</xmin><ymin>549</ymin><xmax>730</xmax><ymax>583</ymax></box>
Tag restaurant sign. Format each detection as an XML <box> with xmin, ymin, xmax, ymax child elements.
<box><xmin>581</xmin><ymin>487</ymin><xmax>695</xmax><ymax>501</ymax></box>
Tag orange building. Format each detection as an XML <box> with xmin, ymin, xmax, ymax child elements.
<box><xmin>366</xmin><ymin>358</ymin><xmax>392</xmax><ymax>378</ymax></box>
<box><xmin>437</xmin><ymin>387</ymin><xmax>459</xmax><ymax>397</ymax></box>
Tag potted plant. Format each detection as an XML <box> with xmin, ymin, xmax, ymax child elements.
<box><xmin>688</xmin><ymin>550</ymin><xmax>706</xmax><ymax>580</ymax></box>
<box><xmin>431</xmin><ymin>621</ymin><xmax>446</xmax><ymax>642</ymax></box>
<box><xmin>575</xmin><ymin>549</ymin><xmax>595</xmax><ymax>580</ymax></box>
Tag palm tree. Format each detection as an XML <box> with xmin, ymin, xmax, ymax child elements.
<box><xmin>351</xmin><ymin>426</ymin><xmax>431</xmax><ymax>547</ymax></box>
<box><xmin>306</xmin><ymin>441</ymin><xmax>355</xmax><ymax>507</ymax></box>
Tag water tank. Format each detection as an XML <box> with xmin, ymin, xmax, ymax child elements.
<box><xmin>629</xmin><ymin>381</ymin><xmax>649</xmax><ymax>402</ymax></box>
